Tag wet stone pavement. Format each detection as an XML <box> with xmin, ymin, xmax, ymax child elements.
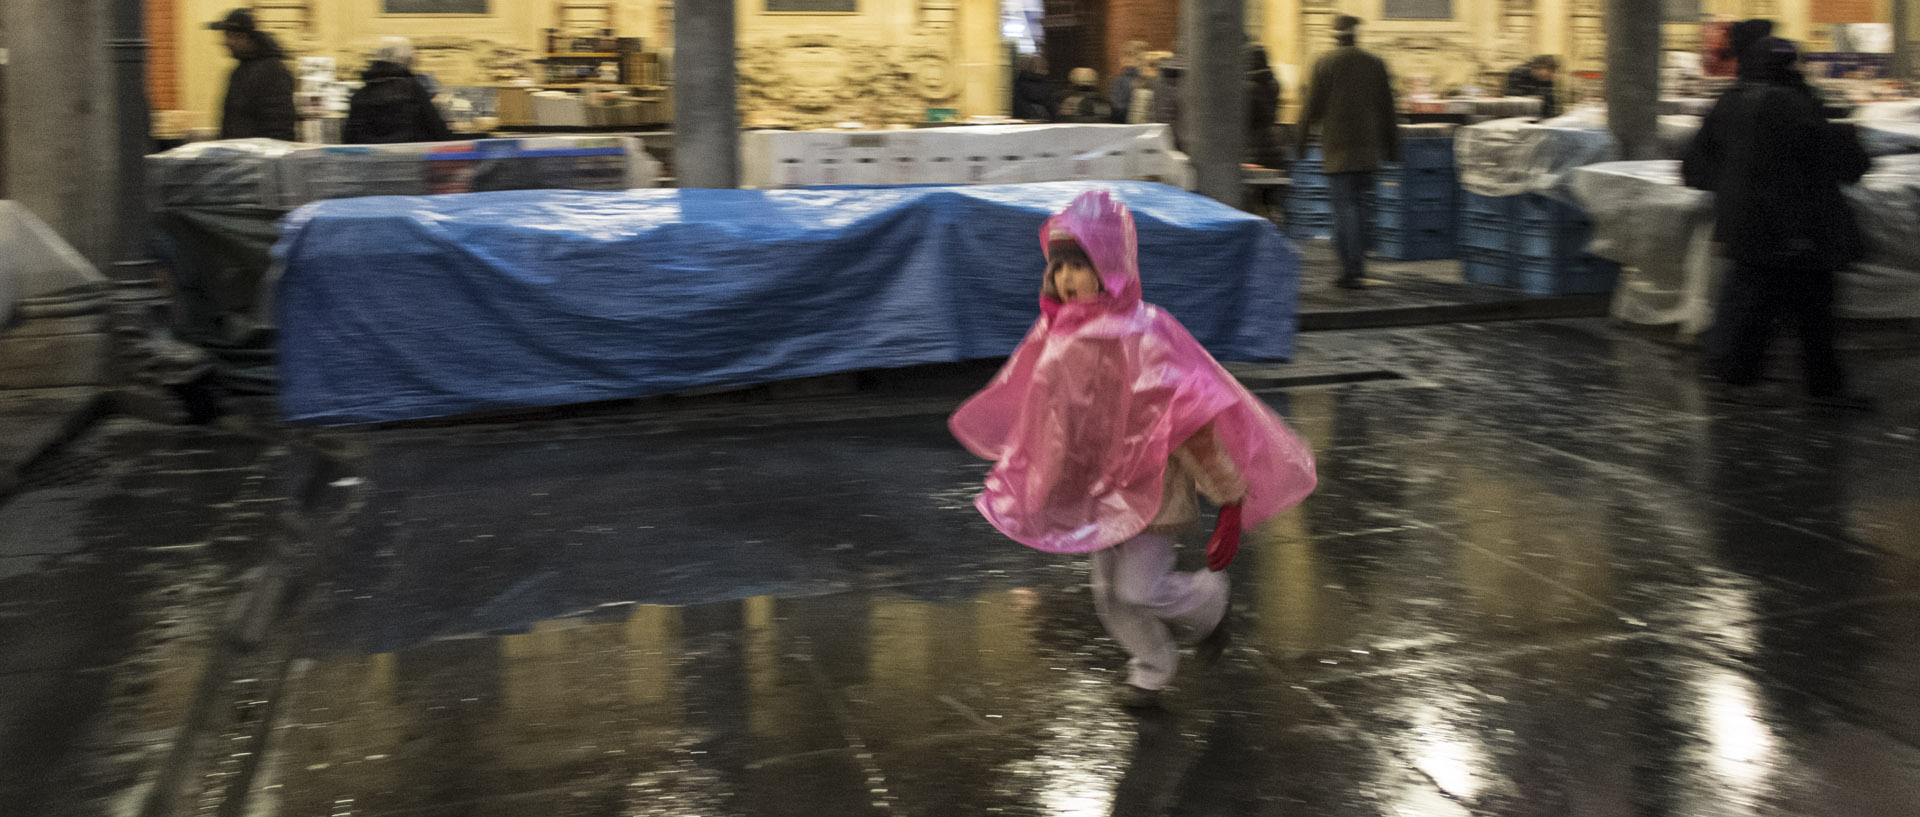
<box><xmin>8</xmin><ymin>317</ymin><xmax>1920</xmax><ymax>817</ymax></box>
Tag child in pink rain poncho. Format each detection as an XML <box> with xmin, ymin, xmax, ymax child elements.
<box><xmin>950</xmin><ymin>189</ymin><xmax>1317</xmax><ymax>709</ymax></box>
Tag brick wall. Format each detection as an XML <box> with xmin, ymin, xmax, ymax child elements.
<box><xmin>1104</xmin><ymin>0</ymin><xmax>1179</xmax><ymax>81</ymax></box>
<box><xmin>145</xmin><ymin>0</ymin><xmax>178</xmax><ymax>111</ymax></box>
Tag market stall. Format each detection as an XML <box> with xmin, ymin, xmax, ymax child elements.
<box><xmin>273</xmin><ymin>181</ymin><xmax>1302</xmax><ymax>425</ymax></box>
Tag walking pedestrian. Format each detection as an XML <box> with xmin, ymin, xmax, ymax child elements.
<box><xmin>949</xmin><ymin>190</ymin><xmax>1319</xmax><ymax>710</ymax></box>
<box><xmin>1297</xmin><ymin>16</ymin><xmax>1400</xmax><ymax>289</ymax></box>
<box><xmin>345</xmin><ymin>37</ymin><xmax>454</xmax><ymax>145</ymax></box>
<box><xmin>1682</xmin><ymin>36</ymin><xmax>1874</xmax><ymax>410</ymax></box>
<box><xmin>1150</xmin><ymin>54</ymin><xmax>1185</xmax><ymax>149</ymax></box>
<box><xmin>208</xmin><ymin>8</ymin><xmax>297</xmax><ymax>141</ymax></box>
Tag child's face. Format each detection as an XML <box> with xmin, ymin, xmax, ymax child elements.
<box><xmin>1050</xmin><ymin>259</ymin><xmax>1103</xmax><ymax>304</ymax></box>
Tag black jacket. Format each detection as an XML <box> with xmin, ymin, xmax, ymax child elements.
<box><xmin>1682</xmin><ymin>80</ymin><xmax>1870</xmax><ymax>272</ymax></box>
<box><xmin>1506</xmin><ymin>65</ymin><xmax>1558</xmax><ymax>119</ymax></box>
<box><xmin>1058</xmin><ymin>87</ymin><xmax>1113</xmax><ymax>123</ymax></box>
<box><xmin>344</xmin><ymin>61</ymin><xmax>454</xmax><ymax>144</ymax></box>
<box><xmin>1012</xmin><ymin>71</ymin><xmax>1056</xmax><ymax>121</ymax></box>
<box><xmin>219</xmin><ymin>33</ymin><xmax>297</xmax><ymax>141</ymax></box>
<box><xmin>1246</xmin><ymin>67</ymin><xmax>1284</xmax><ymax>167</ymax></box>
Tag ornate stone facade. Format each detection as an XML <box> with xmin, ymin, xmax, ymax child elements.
<box><xmin>736</xmin><ymin>30</ymin><xmax>959</xmax><ymax>127</ymax></box>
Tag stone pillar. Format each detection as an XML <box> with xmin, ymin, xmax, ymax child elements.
<box><xmin>110</xmin><ymin>0</ymin><xmax>152</xmax><ymax>267</ymax></box>
<box><xmin>1183</xmin><ymin>0</ymin><xmax>1247</xmax><ymax>206</ymax></box>
<box><xmin>1604</xmin><ymin>0</ymin><xmax>1662</xmax><ymax>161</ymax></box>
<box><xmin>0</xmin><ymin>0</ymin><xmax>122</xmax><ymax>267</ymax></box>
<box><xmin>1894</xmin><ymin>0</ymin><xmax>1913</xmax><ymax>82</ymax></box>
<box><xmin>673</xmin><ymin>0</ymin><xmax>738</xmax><ymax>189</ymax></box>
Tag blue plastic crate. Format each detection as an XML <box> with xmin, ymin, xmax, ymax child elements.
<box><xmin>1377</xmin><ymin>164</ymin><xmax>1454</xmax><ymax>185</ymax></box>
<box><xmin>1286</xmin><ymin>213</ymin><xmax>1335</xmax><ymax>241</ymax></box>
<box><xmin>1516</xmin><ymin>194</ymin><xmax>1588</xmax><ymax>227</ymax></box>
<box><xmin>1512</xmin><ymin>221</ymin><xmax>1592</xmax><ymax>260</ymax></box>
<box><xmin>1461</xmin><ymin>190</ymin><xmax>1518</xmax><ymax>218</ymax></box>
<box><xmin>1457</xmin><ymin>213</ymin><xmax>1513</xmax><ymax>253</ymax></box>
<box><xmin>1375</xmin><ymin>228</ymin><xmax>1457</xmax><ymax>261</ymax></box>
<box><xmin>1519</xmin><ymin>258</ymin><xmax>1620</xmax><ymax>295</ymax></box>
<box><xmin>1400</xmin><ymin>138</ymin><xmax>1455</xmax><ymax>170</ymax></box>
<box><xmin>1461</xmin><ymin>248</ymin><xmax>1515</xmax><ymax>288</ymax></box>
<box><xmin>1376</xmin><ymin>175</ymin><xmax>1455</xmax><ymax>207</ymax></box>
<box><xmin>1284</xmin><ymin>196</ymin><xmax>1334</xmax><ymax>216</ymax></box>
<box><xmin>1377</xmin><ymin>206</ymin><xmax>1455</xmax><ymax>232</ymax></box>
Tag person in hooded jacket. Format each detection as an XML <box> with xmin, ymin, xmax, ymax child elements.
<box><xmin>345</xmin><ymin>37</ymin><xmax>454</xmax><ymax>145</ymax></box>
<box><xmin>949</xmin><ymin>190</ymin><xmax>1318</xmax><ymax>710</ymax></box>
<box><xmin>1682</xmin><ymin>36</ymin><xmax>1873</xmax><ymax>410</ymax></box>
<box><xmin>1058</xmin><ymin>67</ymin><xmax>1115</xmax><ymax>123</ymax></box>
<box><xmin>1245</xmin><ymin>45</ymin><xmax>1285</xmax><ymax>168</ymax></box>
<box><xmin>209</xmin><ymin>9</ymin><xmax>297</xmax><ymax>141</ymax></box>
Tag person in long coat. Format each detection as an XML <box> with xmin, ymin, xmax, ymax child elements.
<box><xmin>1297</xmin><ymin>16</ymin><xmax>1399</xmax><ymax>288</ymax></box>
<box><xmin>1682</xmin><ymin>36</ymin><xmax>1873</xmax><ymax>409</ymax></box>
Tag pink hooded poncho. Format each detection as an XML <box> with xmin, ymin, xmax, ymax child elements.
<box><xmin>949</xmin><ymin>190</ymin><xmax>1318</xmax><ymax>554</ymax></box>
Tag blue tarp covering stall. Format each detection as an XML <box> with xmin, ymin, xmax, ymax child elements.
<box><xmin>274</xmin><ymin>181</ymin><xmax>1301</xmax><ymax>425</ymax></box>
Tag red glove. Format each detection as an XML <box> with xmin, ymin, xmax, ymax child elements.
<box><xmin>1205</xmin><ymin>503</ymin><xmax>1243</xmax><ymax>572</ymax></box>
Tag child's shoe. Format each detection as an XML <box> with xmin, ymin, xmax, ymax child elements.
<box><xmin>1115</xmin><ymin>684</ymin><xmax>1164</xmax><ymax>710</ymax></box>
<box><xmin>1197</xmin><ymin>611</ymin><xmax>1233</xmax><ymax>667</ymax></box>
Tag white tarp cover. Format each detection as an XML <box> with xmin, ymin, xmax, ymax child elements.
<box><xmin>1456</xmin><ymin>106</ymin><xmax>1703</xmax><ymax>199</ymax></box>
<box><xmin>0</xmin><ymin>201</ymin><xmax>107</xmax><ymax>325</ymax></box>
<box><xmin>1570</xmin><ymin>154</ymin><xmax>1920</xmax><ymax>334</ymax></box>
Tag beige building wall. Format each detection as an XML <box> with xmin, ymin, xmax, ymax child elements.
<box><xmin>168</xmin><ymin>0</ymin><xmax>1000</xmax><ymax>132</ymax></box>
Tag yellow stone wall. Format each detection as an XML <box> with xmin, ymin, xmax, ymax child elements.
<box><xmin>162</xmin><ymin>1</ymin><xmax>1911</xmax><ymax>133</ymax></box>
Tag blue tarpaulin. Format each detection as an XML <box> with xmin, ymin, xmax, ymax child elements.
<box><xmin>274</xmin><ymin>181</ymin><xmax>1301</xmax><ymax>425</ymax></box>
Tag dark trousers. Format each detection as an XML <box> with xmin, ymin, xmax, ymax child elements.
<box><xmin>1327</xmin><ymin>172</ymin><xmax>1374</xmax><ymax>282</ymax></box>
<box><xmin>1706</xmin><ymin>262</ymin><xmax>1845</xmax><ymax>396</ymax></box>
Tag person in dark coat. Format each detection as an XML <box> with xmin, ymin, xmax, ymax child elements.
<box><xmin>1297</xmin><ymin>15</ymin><xmax>1399</xmax><ymax>289</ymax></box>
<box><xmin>208</xmin><ymin>9</ymin><xmax>297</xmax><ymax>142</ymax></box>
<box><xmin>345</xmin><ymin>38</ymin><xmax>453</xmax><ymax>144</ymax></box>
<box><xmin>1682</xmin><ymin>37</ymin><xmax>1873</xmax><ymax>409</ymax></box>
<box><xmin>1245</xmin><ymin>44</ymin><xmax>1285</xmax><ymax>168</ymax></box>
<box><xmin>1012</xmin><ymin>55</ymin><xmax>1057</xmax><ymax>121</ymax></box>
<box><xmin>1505</xmin><ymin>55</ymin><xmax>1560</xmax><ymax>119</ymax></box>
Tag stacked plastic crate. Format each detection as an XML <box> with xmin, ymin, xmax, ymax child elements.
<box><xmin>1283</xmin><ymin>147</ymin><xmax>1334</xmax><ymax>241</ymax></box>
<box><xmin>1373</xmin><ymin>137</ymin><xmax>1457</xmax><ymax>261</ymax></box>
<box><xmin>1457</xmin><ymin>191</ymin><xmax>1621</xmax><ymax>295</ymax></box>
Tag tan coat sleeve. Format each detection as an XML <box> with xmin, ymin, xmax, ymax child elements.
<box><xmin>1172</xmin><ymin>422</ymin><xmax>1246</xmax><ymax>506</ymax></box>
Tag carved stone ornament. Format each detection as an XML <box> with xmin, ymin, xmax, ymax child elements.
<box><xmin>737</xmin><ymin>31</ymin><xmax>958</xmax><ymax>127</ymax></box>
<box><xmin>341</xmin><ymin>37</ymin><xmax>537</xmax><ymax>85</ymax></box>
<box><xmin>1372</xmin><ymin>35</ymin><xmax>1493</xmax><ymax>96</ymax></box>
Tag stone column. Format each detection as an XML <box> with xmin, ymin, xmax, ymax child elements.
<box><xmin>1604</xmin><ymin>0</ymin><xmax>1662</xmax><ymax>161</ymax></box>
<box><xmin>1183</xmin><ymin>0</ymin><xmax>1247</xmax><ymax>206</ymax></box>
<box><xmin>0</xmin><ymin>0</ymin><xmax>121</xmax><ymax>267</ymax></box>
<box><xmin>1894</xmin><ymin>0</ymin><xmax>1912</xmax><ymax>82</ymax></box>
<box><xmin>673</xmin><ymin>0</ymin><xmax>738</xmax><ymax>189</ymax></box>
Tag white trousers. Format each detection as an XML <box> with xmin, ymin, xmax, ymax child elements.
<box><xmin>1089</xmin><ymin>532</ymin><xmax>1229</xmax><ymax>690</ymax></box>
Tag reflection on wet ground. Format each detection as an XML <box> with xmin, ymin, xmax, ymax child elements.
<box><xmin>12</xmin><ymin>318</ymin><xmax>1919</xmax><ymax>816</ymax></box>
<box><xmin>248</xmin><ymin>320</ymin><xmax>1920</xmax><ymax>816</ymax></box>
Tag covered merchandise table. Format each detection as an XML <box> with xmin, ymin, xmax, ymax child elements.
<box><xmin>1569</xmin><ymin>155</ymin><xmax>1920</xmax><ymax>340</ymax></box>
<box><xmin>274</xmin><ymin>181</ymin><xmax>1302</xmax><ymax>425</ymax></box>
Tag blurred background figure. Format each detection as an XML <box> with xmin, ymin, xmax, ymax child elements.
<box><xmin>1506</xmin><ymin>55</ymin><xmax>1561</xmax><ymax>119</ymax></box>
<box><xmin>1059</xmin><ymin>67</ymin><xmax>1114</xmax><ymax>123</ymax></box>
<box><xmin>1298</xmin><ymin>15</ymin><xmax>1399</xmax><ymax>289</ymax></box>
<box><xmin>208</xmin><ymin>8</ymin><xmax>296</xmax><ymax>141</ymax></box>
<box><xmin>1150</xmin><ymin>53</ymin><xmax>1185</xmax><ymax>149</ymax></box>
<box><xmin>1110</xmin><ymin>40</ymin><xmax>1149</xmax><ymax>124</ymax></box>
<box><xmin>345</xmin><ymin>37</ymin><xmax>453</xmax><ymax>145</ymax></box>
<box><xmin>1011</xmin><ymin>54</ymin><xmax>1056</xmax><ymax>121</ymax></box>
<box><xmin>1128</xmin><ymin>52</ymin><xmax>1167</xmax><ymax>125</ymax></box>
<box><xmin>1245</xmin><ymin>44</ymin><xmax>1285</xmax><ymax>168</ymax></box>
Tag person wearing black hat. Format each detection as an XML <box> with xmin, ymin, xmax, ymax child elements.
<box><xmin>1297</xmin><ymin>15</ymin><xmax>1399</xmax><ymax>289</ymax></box>
<box><xmin>1682</xmin><ymin>36</ymin><xmax>1874</xmax><ymax>410</ymax></box>
<box><xmin>209</xmin><ymin>9</ymin><xmax>297</xmax><ymax>142</ymax></box>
